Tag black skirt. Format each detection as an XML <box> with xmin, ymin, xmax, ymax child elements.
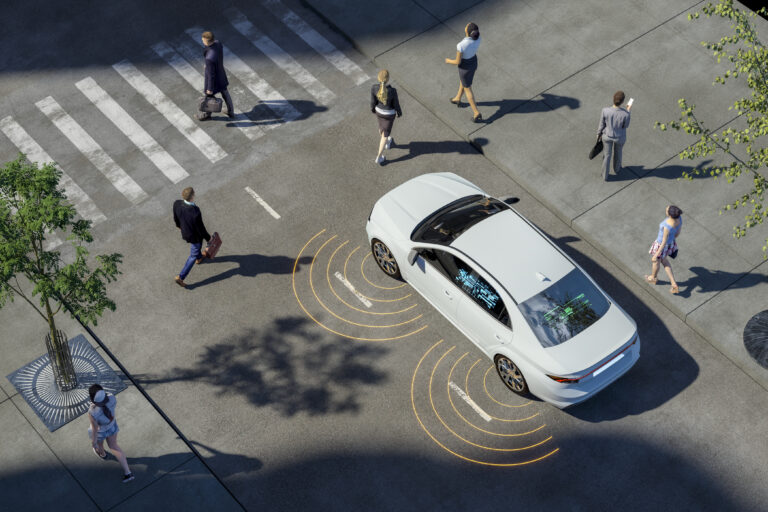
<box><xmin>376</xmin><ymin>112</ymin><xmax>396</xmax><ymax>136</ymax></box>
<box><xmin>458</xmin><ymin>55</ymin><xmax>478</xmax><ymax>87</ymax></box>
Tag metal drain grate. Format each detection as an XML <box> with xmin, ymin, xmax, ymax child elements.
<box><xmin>6</xmin><ymin>335</ymin><xmax>127</xmax><ymax>432</ymax></box>
<box><xmin>744</xmin><ymin>310</ymin><xmax>768</xmax><ymax>370</ymax></box>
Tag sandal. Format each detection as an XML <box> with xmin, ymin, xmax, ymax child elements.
<box><xmin>670</xmin><ymin>285</ymin><xmax>679</xmax><ymax>295</ymax></box>
<box><xmin>644</xmin><ymin>275</ymin><xmax>657</xmax><ymax>285</ymax></box>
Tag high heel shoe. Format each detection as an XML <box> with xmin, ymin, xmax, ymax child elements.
<box><xmin>472</xmin><ymin>112</ymin><xmax>483</xmax><ymax>123</ymax></box>
<box><xmin>450</xmin><ymin>98</ymin><xmax>461</xmax><ymax>106</ymax></box>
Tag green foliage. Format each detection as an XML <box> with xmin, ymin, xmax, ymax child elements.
<box><xmin>0</xmin><ymin>154</ymin><xmax>122</xmax><ymax>334</ymax></box>
<box><xmin>656</xmin><ymin>0</ymin><xmax>768</xmax><ymax>256</ymax></box>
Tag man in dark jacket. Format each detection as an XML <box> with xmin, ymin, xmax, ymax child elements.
<box><xmin>173</xmin><ymin>187</ymin><xmax>211</xmax><ymax>287</ymax></box>
<box><xmin>197</xmin><ymin>30</ymin><xmax>234</xmax><ymax>121</ymax></box>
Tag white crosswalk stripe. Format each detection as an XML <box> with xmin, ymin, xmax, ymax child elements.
<box><xmin>75</xmin><ymin>77</ymin><xmax>190</xmax><ymax>184</ymax></box>
<box><xmin>225</xmin><ymin>7</ymin><xmax>335</xmax><ymax>104</ymax></box>
<box><xmin>151</xmin><ymin>40</ymin><xmax>265</xmax><ymax>141</ymax></box>
<box><xmin>35</xmin><ymin>96</ymin><xmax>149</xmax><ymax>205</ymax></box>
<box><xmin>0</xmin><ymin>115</ymin><xmax>107</xmax><ymax>225</ymax></box>
<box><xmin>113</xmin><ymin>60</ymin><xmax>228</xmax><ymax>163</ymax></box>
<box><xmin>185</xmin><ymin>27</ymin><xmax>301</xmax><ymax>123</ymax></box>
<box><xmin>261</xmin><ymin>0</ymin><xmax>369</xmax><ymax>85</ymax></box>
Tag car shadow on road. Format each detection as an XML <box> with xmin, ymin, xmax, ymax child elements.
<box><xmin>542</xmin><ymin>234</ymin><xmax>699</xmax><ymax>421</ymax></box>
<box><xmin>134</xmin><ymin>317</ymin><xmax>389</xmax><ymax>417</ymax></box>
<box><xmin>475</xmin><ymin>93</ymin><xmax>580</xmax><ymax>125</ymax></box>
<box><xmin>385</xmin><ymin>137</ymin><xmax>487</xmax><ymax>164</ymax></box>
<box><xmin>185</xmin><ymin>255</ymin><xmax>311</xmax><ymax>290</ymax></box>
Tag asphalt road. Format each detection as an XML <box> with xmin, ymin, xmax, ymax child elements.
<box><xmin>2</xmin><ymin>0</ymin><xmax>768</xmax><ymax>510</ymax></box>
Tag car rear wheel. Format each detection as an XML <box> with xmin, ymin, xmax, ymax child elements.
<box><xmin>494</xmin><ymin>355</ymin><xmax>529</xmax><ymax>395</ymax></box>
<box><xmin>371</xmin><ymin>239</ymin><xmax>401</xmax><ymax>280</ymax></box>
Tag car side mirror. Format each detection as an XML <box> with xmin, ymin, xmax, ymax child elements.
<box><xmin>407</xmin><ymin>249</ymin><xmax>419</xmax><ymax>265</ymax></box>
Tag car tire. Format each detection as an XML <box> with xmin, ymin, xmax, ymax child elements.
<box><xmin>494</xmin><ymin>355</ymin><xmax>529</xmax><ymax>395</ymax></box>
<box><xmin>371</xmin><ymin>239</ymin><xmax>402</xmax><ymax>280</ymax></box>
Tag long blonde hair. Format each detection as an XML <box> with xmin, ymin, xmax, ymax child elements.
<box><xmin>376</xmin><ymin>69</ymin><xmax>389</xmax><ymax>105</ymax></box>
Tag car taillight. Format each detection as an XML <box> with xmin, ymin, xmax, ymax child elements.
<box><xmin>546</xmin><ymin>375</ymin><xmax>582</xmax><ymax>384</ymax></box>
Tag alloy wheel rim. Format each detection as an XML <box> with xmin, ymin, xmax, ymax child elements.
<box><xmin>497</xmin><ymin>358</ymin><xmax>524</xmax><ymax>392</ymax></box>
<box><xmin>374</xmin><ymin>243</ymin><xmax>397</xmax><ymax>275</ymax></box>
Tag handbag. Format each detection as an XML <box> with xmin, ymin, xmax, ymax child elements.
<box><xmin>199</xmin><ymin>95</ymin><xmax>223</xmax><ymax>113</ymax></box>
<box><xmin>669</xmin><ymin>248</ymin><xmax>678</xmax><ymax>259</ymax></box>
<box><xmin>588</xmin><ymin>136</ymin><xmax>603</xmax><ymax>160</ymax></box>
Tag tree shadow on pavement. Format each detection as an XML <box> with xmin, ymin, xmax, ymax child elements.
<box><xmin>476</xmin><ymin>93</ymin><xmax>580</xmax><ymax>124</ymax></box>
<box><xmin>385</xmin><ymin>137</ymin><xmax>487</xmax><ymax>164</ymax></box>
<box><xmin>543</xmin><ymin>235</ymin><xmax>699</xmax><ymax>421</ymax></box>
<box><xmin>135</xmin><ymin>317</ymin><xmax>389</xmax><ymax>417</ymax></box>
<box><xmin>677</xmin><ymin>266</ymin><xmax>768</xmax><ymax>298</ymax></box>
<box><xmin>186</xmin><ymin>255</ymin><xmax>311</xmax><ymax>289</ymax></box>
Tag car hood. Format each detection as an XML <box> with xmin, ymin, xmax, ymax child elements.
<box><xmin>371</xmin><ymin>172</ymin><xmax>484</xmax><ymax>239</ymax></box>
<box><xmin>538</xmin><ymin>303</ymin><xmax>637</xmax><ymax>375</ymax></box>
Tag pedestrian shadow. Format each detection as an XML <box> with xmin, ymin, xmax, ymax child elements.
<box><xmin>674</xmin><ymin>265</ymin><xmax>768</xmax><ymax>297</ymax></box>
<box><xmin>542</xmin><ymin>234</ymin><xmax>698</xmax><ymax>421</ymax></box>
<box><xmin>385</xmin><ymin>137</ymin><xmax>487</xmax><ymax>164</ymax></box>
<box><xmin>619</xmin><ymin>160</ymin><xmax>714</xmax><ymax>182</ymax></box>
<box><xmin>476</xmin><ymin>93</ymin><xmax>580</xmax><ymax>124</ymax></box>
<box><xmin>134</xmin><ymin>318</ymin><xmax>389</xmax><ymax>417</ymax></box>
<box><xmin>186</xmin><ymin>255</ymin><xmax>311</xmax><ymax>290</ymax></box>
<box><xmin>207</xmin><ymin>100</ymin><xmax>329</xmax><ymax>127</ymax></box>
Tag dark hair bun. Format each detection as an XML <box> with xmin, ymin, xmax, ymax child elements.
<box><xmin>470</xmin><ymin>30</ymin><xmax>479</xmax><ymax>40</ymax></box>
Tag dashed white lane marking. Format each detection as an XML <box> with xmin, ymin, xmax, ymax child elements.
<box><xmin>113</xmin><ymin>59</ymin><xmax>228</xmax><ymax>163</ymax></box>
<box><xmin>244</xmin><ymin>186</ymin><xmax>281</xmax><ymax>219</ymax></box>
<box><xmin>0</xmin><ymin>116</ymin><xmax>107</xmax><ymax>225</ymax></box>
<box><xmin>449</xmin><ymin>381</ymin><xmax>492</xmax><ymax>422</ymax></box>
<box><xmin>185</xmin><ymin>27</ymin><xmax>301</xmax><ymax>123</ymax></box>
<box><xmin>75</xmin><ymin>77</ymin><xmax>189</xmax><ymax>184</ymax></box>
<box><xmin>151</xmin><ymin>40</ymin><xmax>265</xmax><ymax>141</ymax></box>
<box><xmin>333</xmin><ymin>272</ymin><xmax>373</xmax><ymax>308</ymax></box>
<box><xmin>35</xmin><ymin>96</ymin><xmax>149</xmax><ymax>205</ymax></box>
<box><xmin>261</xmin><ymin>0</ymin><xmax>369</xmax><ymax>85</ymax></box>
<box><xmin>225</xmin><ymin>7</ymin><xmax>335</xmax><ymax>103</ymax></box>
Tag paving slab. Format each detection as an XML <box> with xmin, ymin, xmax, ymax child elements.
<box><xmin>0</xmin><ymin>399</ymin><xmax>98</xmax><ymax>511</ymax></box>
<box><xmin>10</xmin><ymin>386</ymin><xmax>195</xmax><ymax>510</ymax></box>
<box><xmin>414</xmin><ymin>0</ymin><xmax>487</xmax><ymax>22</ymax></box>
<box><xmin>686</xmin><ymin>263</ymin><xmax>768</xmax><ymax>389</ymax></box>
<box><xmin>111</xmin><ymin>456</ymin><xmax>242</xmax><ymax>512</ymax></box>
<box><xmin>303</xmin><ymin>0</ymin><xmax>439</xmax><ymax>57</ymax></box>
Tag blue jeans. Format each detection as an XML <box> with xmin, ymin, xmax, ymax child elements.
<box><xmin>179</xmin><ymin>242</ymin><xmax>202</xmax><ymax>280</ymax></box>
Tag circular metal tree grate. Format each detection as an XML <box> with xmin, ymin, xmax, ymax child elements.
<box><xmin>743</xmin><ymin>310</ymin><xmax>768</xmax><ymax>370</ymax></box>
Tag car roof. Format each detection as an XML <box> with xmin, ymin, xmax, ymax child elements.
<box><xmin>450</xmin><ymin>209</ymin><xmax>575</xmax><ymax>302</ymax></box>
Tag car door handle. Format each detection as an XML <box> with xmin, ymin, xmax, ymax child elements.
<box><xmin>494</xmin><ymin>334</ymin><xmax>506</xmax><ymax>343</ymax></box>
<box><xmin>443</xmin><ymin>289</ymin><xmax>452</xmax><ymax>298</ymax></box>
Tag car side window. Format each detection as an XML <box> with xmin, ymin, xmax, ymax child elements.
<box><xmin>454</xmin><ymin>264</ymin><xmax>509</xmax><ymax>326</ymax></box>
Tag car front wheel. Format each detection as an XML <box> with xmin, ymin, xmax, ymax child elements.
<box><xmin>494</xmin><ymin>355</ymin><xmax>529</xmax><ymax>395</ymax></box>
<box><xmin>371</xmin><ymin>239</ymin><xmax>401</xmax><ymax>280</ymax></box>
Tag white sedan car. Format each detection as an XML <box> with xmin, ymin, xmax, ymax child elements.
<box><xmin>366</xmin><ymin>173</ymin><xmax>639</xmax><ymax>408</ymax></box>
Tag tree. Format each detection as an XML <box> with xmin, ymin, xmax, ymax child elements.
<box><xmin>656</xmin><ymin>0</ymin><xmax>768</xmax><ymax>256</ymax></box>
<box><xmin>0</xmin><ymin>154</ymin><xmax>122</xmax><ymax>390</ymax></box>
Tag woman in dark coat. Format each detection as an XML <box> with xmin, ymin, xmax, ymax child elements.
<box><xmin>370</xmin><ymin>69</ymin><xmax>402</xmax><ymax>165</ymax></box>
<box><xmin>445</xmin><ymin>22</ymin><xmax>482</xmax><ymax>123</ymax></box>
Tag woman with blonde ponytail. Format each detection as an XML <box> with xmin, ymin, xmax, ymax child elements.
<box><xmin>370</xmin><ymin>69</ymin><xmax>402</xmax><ymax>165</ymax></box>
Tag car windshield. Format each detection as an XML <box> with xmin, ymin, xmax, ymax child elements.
<box><xmin>518</xmin><ymin>268</ymin><xmax>610</xmax><ymax>348</ymax></box>
<box><xmin>411</xmin><ymin>195</ymin><xmax>506</xmax><ymax>245</ymax></box>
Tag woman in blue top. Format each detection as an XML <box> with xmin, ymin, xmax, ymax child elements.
<box><xmin>445</xmin><ymin>22</ymin><xmax>482</xmax><ymax>123</ymax></box>
<box><xmin>87</xmin><ymin>384</ymin><xmax>134</xmax><ymax>482</ymax></box>
<box><xmin>645</xmin><ymin>205</ymin><xmax>683</xmax><ymax>294</ymax></box>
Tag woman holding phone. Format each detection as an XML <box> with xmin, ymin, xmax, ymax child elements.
<box><xmin>445</xmin><ymin>22</ymin><xmax>482</xmax><ymax>123</ymax></box>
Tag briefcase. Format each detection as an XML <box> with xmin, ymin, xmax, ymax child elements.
<box><xmin>205</xmin><ymin>232</ymin><xmax>222</xmax><ymax>259</ymax></box>
<box><xmin>199</xmin><ymin>96</ymin><xmax>223</xmax><ymax>113</ymax></box>
<box><xmin>588</xmin><ymin>137</ymin><xmax>603</xmax><ymax>160</ymax></box>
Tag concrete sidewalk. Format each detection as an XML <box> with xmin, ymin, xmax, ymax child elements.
<box><xmin>303</xmin><ymin>0</ymin><xmax>768</xmax><ymax>390</ymax></box>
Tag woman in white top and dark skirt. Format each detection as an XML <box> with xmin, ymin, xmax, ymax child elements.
<box><xmin>370</xmin><ymin>69</ymin><xmax>402</xmax><ymax>165</ymax></box>
<box><xmin>445</xmin><ymin>22</ymin><xmax>482</xmax><ymax>123</ymax></box>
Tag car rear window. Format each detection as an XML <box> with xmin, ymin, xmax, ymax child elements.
<box><xmin>411</xmin><ymin>195</ymin><xmax>507</xmax><ymax>245</ymax></box>
<box><xmin>518</xmin><ymin>269</ymin><xmax>610</xmax><ymax>347</ymax></box>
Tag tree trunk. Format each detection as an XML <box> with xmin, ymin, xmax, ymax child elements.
<box><xmin>44</xmin><ymin>298</ymin><xmax>77</xmax><ymax>391</ymax></box>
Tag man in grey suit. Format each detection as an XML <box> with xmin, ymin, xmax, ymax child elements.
<box><xmin>197</xmin><ymin>30</ymin><xmax>234</xmax><ymax>121</ymax></box>
<box><xmin>597</xmin><ymin>91</ymin><xmax>632</xmax><ymax>180</ymax></box>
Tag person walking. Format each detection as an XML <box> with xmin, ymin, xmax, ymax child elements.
<box><xmin>173</xmin><ymin>187</ymin><xmax>211</xmax><ymax>288</ymax></box>
<box><xmin>370</xmin><ymin>69</ymin><xmax>402</xmax><ymax>165</ymax></box>
<box><xmin>87</xmin><ymin>384</ymin><xmax>134</xmax><ymax>483</ymax></box>
<box><xmin>445</xmin><ymin>22</ymin><xmax>482</xmax><ymax>123</ymax></box>
<box><xmin>645</xmin><ymin>205</ymin><xmax>683</xmax><ymax>294</ymax></box>
<box><xmin>597</xmin><ymin>91</ymin><xmax>632</xmax><ymax>180</ymax></box>
<box><xmin>197</xmin><ymin>30</ymin><xmax>234</xmax><ymax>121</ymax></box>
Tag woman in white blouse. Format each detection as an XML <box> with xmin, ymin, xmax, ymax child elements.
<box><xmin>445</xmin><ymin>22</ymin><xmax>482</xmax><ymax>122</ymax></box>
